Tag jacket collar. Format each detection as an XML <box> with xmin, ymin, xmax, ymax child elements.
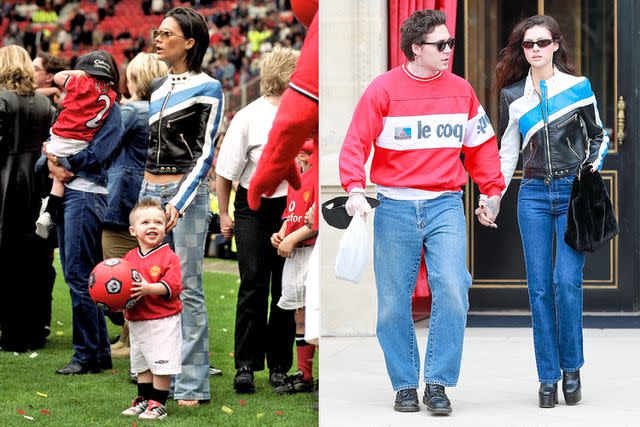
<box><xmin>524</xmin><ymin>66</ymin><xmax>560</xmax><ymax>99</ymax></box>
<box><xmin>168</xmin><ymin>70</ymin><xmax>191</xmax><ymax>84</ymax></box>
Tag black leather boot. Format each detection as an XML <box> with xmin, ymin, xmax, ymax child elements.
<box><xmin>423</xmin><ymin>384</ymin><xmax>452</xmax><ymax>415</ymax></box>
<box><xmin>393</xmin><ymin>389</ymin><xmax>419</xmax><ymax>412</ymax></box>
<box><xmin>562</xmin><ymin>370</ymin><xmax>582</xmax><ymax>405</ymax></box>
<box><xmin>538</xmin><ymin>383</ymin><xmax>558</xmax><ymax>408</ymax></box>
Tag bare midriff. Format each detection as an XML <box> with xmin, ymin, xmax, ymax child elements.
<box><xmin>144</xmin><ymin>171</ymin><xmax>185</xmax><ymax>184</ymax></box>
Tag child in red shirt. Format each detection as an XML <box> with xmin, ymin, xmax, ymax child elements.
<box><xmin>270</xmin><ymin>138</ymin><xmax>318</xmax><ymax>393</ymax></box>
<box><xmin>35</xmin><ymin>50</ymin><xmax>119</xmax><ymax>239</ymax></box>
<box><xmin>120</xmin><ymin>198</ymin><xmax>182</xmax><ymax>420</ymax></box>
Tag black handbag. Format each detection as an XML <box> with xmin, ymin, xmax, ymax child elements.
<box><xmin>564</xmin><ymin>165</ymin><xmax>619</xmax><ymax>252</ymax></box>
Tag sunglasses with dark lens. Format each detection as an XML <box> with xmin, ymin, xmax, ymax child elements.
<box><xmin>152</xmin><ymin>29</ymin><xmax>186</xmax><ymax>40</ymax></box>
<box><xmin>521</xmin><ymin>39</ymin><xmax>554</xmax><ymax>49</ymax></box>
<box><xmin>421</xmin><ymin>37</ymin><xmax>455</xmax><ymax>52</ymax></box>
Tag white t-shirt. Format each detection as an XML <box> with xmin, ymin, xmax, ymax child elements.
<box><xmin>216</xmin><ymin>96</ymin><xmax>288</xmax><ymax>198</ymax></box>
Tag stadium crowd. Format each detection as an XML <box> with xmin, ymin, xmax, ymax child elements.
<box><xmin>1</xmin><ymin>0</ymin><xmax>305</xmax><ymax>93</ymax></box>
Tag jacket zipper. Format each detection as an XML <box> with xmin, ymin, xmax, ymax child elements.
<box><xmin>167</xmin><ymin>111</ymin><xmax>196</xmax><ymax>128</ymax></box>
<box><xmin>555</xmin><ymin>113</ymin><xmax>578</xmax><ymax>128</ymax></box>
<box><xmin>523</xmin><ymin>143</ymin><xmax>535</xmax><ymax>166</ymax></box>
<box><xmin>157</xmin><ymin>83</ymin><xmax>175</xmax><ymax>165</ymax></box>
<box><xmin>566</xmin><ymin>138</ymin><xmax>580</xmax><ymax>159</ymax></box>
<box><xmin>537</xmin><ymin>81</ymin><xmax>553</xmax><ymax>185</ymax></box>
<box><xmin>179</xmin><ymin>133</ymin><xmax>193</xmax><ymax>158</ymax></box>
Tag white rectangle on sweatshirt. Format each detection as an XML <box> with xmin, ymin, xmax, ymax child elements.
<box><xmin>376</xmin><ymin>113</ymin><xmax>468</xmax><ymax>151</ymax></box>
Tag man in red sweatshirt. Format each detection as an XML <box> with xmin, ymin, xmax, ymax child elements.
<box><xmin>339</xmin><ymin>10</ymin><xmax>505</xmax><ymax>415</ymax></box>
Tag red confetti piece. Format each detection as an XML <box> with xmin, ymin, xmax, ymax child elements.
<box><xmin>17</xmin><ymin>409</ymin><xmax>26</xmax><ymax>415</ymax></box>
<box><xmin>275</xmin><ymin>410</ymin><xmax>284</xmax><ymax>415</ymax></box>
<box><xmin>40</xmin><ymin>409</ymin><xmax>51</xmax><ymax>415</ymax></box>
<box><xmin>239</xmin><ymin>400</ymin><xmax>247</xmax><ymax>406</ymax></box>
<box><xmin>132</xmin><ymin>421</ymin><xmax>137</xmax><ymax>427</ymax></box>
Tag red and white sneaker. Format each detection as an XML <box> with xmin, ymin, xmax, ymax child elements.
<box><xmin>138</xmin><ymin>399</ymin><xmax>168</xmax><ymax>420</ymax></box>
<box><xmin>121</xmin><ymin>396</ymin><xmax>148</xmax><ymax>416</ymax></box>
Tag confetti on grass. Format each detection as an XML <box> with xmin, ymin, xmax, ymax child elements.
<box><xmin>40</xmin><ymin>410</ymin><xmax>51</xmax><ymax>415</ymax></box>
<box><xmin>36</xmin><ymin>392</ymin><xmax>48</xmax><ymax>397</ymax></box>
<box><xmin>228</xmin><ymin>352</ymin><xmax>234</xmax><ymax>357</ymax></box>
<box><xmin>56</xmin><ymin>331</ymin><xmax>64</xmax><ymax>336</ymax></box>
<box><xmin>23</xmin><ymin>415</ymin><xmax>34</xmax><ymax>421</ymax></box>
<box><xmin>29</xmin><ymin>352</ymin><xmax>38</xmax><ymax>359</ymax></box>
<box><xmin>56</xmin><ymin>321</ymin><xmax>64</xmax><ymax>326</ymax></box>
<box><xmin>239</xmin><ymin>399</ymin><xmax>247</xmax><ymax>407</ymax></box>
<box><xmin>275</xmin><ymin>410</ymin><xmax>284</xmax><ymax>415</ymax></box>
<box><xmin>256</xmin><ymin>413</ymin><xmax>264</xmax><ymax>419</ymax></box>
<box><xmin>221</xmin><ymin>405</ymin><xmax>233</xmax><ymax>414</ymax></box>
<box><xmin>222</xmin><ymin>328</ymin><xmax>228</xmax><ymax>332</ymax></box>
<box><xmin>17</xmin><ymin>409</ymin><xmax>26</xmax><ymax>415</ymax></box>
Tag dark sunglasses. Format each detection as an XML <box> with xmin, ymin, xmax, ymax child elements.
<box><xmin>521</xmin><ymin>39</ymin><xmax>554</xmax><ymax>49</ymax></box>
<box><xmin>152</xmin><ymin>29</ymin><xmax>187</xmax><ymax>40</ymax></box>
<box><xmin>421</xmin><ymin>37</ymin><xmax>455</xmax><ymax>52</ymax></box>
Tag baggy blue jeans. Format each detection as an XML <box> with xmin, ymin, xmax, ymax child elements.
<box><xmin>56</xmin><ymin>188</ymin><xmax>111</xmax><ymax>364</ymax></box>
<box><xmin>518</xmin><ymin>176</ymin><xmax>586</xmax><ymax>384</ymax></box>
<box><xmin>373</xmin><ymin>192</ymin><xmax>471</xmax><ymax>390</ymax></box>
<box><xmin>140</xmin><ymin>180</ymin><xmax>211</xmax><ymax>400</ymax></box>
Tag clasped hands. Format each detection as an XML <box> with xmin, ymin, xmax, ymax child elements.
<box><xmin>475</xmin><ymin>195</ymin><xmax>501</xmax><ymax>229</ymax></box>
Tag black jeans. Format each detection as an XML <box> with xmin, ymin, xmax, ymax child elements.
<box><xmin>233</xmin><ymin>186</ymin><xmax>295</xmax><ymax>372</ymax></box>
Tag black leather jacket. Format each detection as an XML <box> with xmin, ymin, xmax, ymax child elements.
<box><xmin>146</xmin><ymin>72</ymin><xmax>223</xmax><ymax>175</ymax></box>
<box><xmin>498</xmin><ymin>70</ymin><xmax>608</xmax><ymax>186</ymax></box>
<box><xmin>0</xmin><ymin>90</ymin><xmax>55</xmax><ymax>250</ymax></box>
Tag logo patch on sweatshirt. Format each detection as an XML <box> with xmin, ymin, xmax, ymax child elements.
<box><xmin>394</xmin><ymin>127</ymin><xmax>412</xmax><ymax>140</ymax></box>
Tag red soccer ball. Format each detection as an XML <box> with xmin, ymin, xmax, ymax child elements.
<box><xmin>88</xmin><ymin>258</ymin><xmax>140</xmax><ymax>312</ymax></box>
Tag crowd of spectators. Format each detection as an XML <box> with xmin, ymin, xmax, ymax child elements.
<box><xmin>1</xmin><ymin>1</ymin><xmax>306</xmax><ymax>94</ymax></box>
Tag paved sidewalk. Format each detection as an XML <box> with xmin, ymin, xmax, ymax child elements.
<box><xmin>320</xmin><ymin>324</ymin><xmax>640</xmax><ymax>426</ymax></box>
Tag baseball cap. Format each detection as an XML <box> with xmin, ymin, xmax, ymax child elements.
<box><xmin>75</xmin><ymin>51</ymin><xmax>117</xmax><ymax>83</ymax></box>
<box><xmin>321</xmin><ymin>196</ymin><xmax>380</xmax><ymax>229</ymax></box>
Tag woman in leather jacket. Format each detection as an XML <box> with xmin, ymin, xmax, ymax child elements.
<box><xmin>140</xmin><ymin>7</ymin><xmax>223</xmax><ymax>406</ymax></box>
<box><xmin>483</xmin><ymin>15</ymin><xmax>609</xmax><ymax>408</ymax></box>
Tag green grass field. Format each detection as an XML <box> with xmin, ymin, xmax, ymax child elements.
<box><xmin>0</xmin><ymin>256</ymin><xmax>318</xmax><ymax>426</ymax></box>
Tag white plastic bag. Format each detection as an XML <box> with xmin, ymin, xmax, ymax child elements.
<box><xmin>335</xmin><ymin>214</ymin><xmax>369</xmax><ymax>283</ymax></box>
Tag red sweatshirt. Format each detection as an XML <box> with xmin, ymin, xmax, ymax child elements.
<box><xmin>339</xmin><ymin>65</ymin><xmax>505</xmax><ymax>197</ymax></box>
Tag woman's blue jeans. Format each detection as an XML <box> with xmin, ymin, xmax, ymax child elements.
<box><xmin>373</xmin><ymin>192</ymin><xmax>471</xmax><ymax>390</ymax></box>
<box><xmin>140</xmin><ymin>180</ymin><xmax>211</xmax><ymax>400</ymax></box>
<box><xmin>518</xmin><ymin>176</ymin><xmax>586</xmax><ymax>384</ymax></box>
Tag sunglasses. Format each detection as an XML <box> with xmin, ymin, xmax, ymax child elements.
<box><xmin>421</xmin><ymin>37</ymin><xmax>455</xmax><ymax>52</ymax></box>
<box><xmin>152</xmin><ymin>29</ymin><xmax>187</xmax><ymax>40</ymax></box>
<box><xmin>521</xmin><ymin>39</ymin><xmax>554</xmax><ymax>49</ymax></box>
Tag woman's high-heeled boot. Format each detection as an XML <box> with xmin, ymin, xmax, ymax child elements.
<box><xmin>538</xmin><ymin>383</ymin><xmax>558</xmax><ymax>408</ymax></box>
<box><xmin>562</xmin><ymin>370</ymin><xmax>582</xmax><ymax>405</ymax></box>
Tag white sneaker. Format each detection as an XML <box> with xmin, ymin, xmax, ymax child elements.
<box><xmin>35</xmin><ymin>212</ymin><xmax>53</xmax><ymax>239</ymax></box>
<box><xmin>138</xmin><ymin>400</ymin><xmax>168</xmax><ymax>420</ymax></box>
<box><xmin>121</xmin><ymin>396</ymin><xmax>148</xmax><ymax>416</ymax></box>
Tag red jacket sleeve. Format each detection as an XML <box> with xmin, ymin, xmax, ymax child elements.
<box><xmin>247</xmin><ymin>14</ymin><xmax>318</xmax><ymax>210</ymax></box>
<box><xmin>339</xmin><ymin>79</ymin><xmax>387</xmax><ymax>192</ymax></box>
<box><xmin>460</xmin><ymin>86</ymin><xmax>505</xmax><ymax>197</ymax></box>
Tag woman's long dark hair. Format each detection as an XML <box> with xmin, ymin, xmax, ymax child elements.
<box><xmin>495</xmin><ymin>15</ymin><xmax>575</xmax><ymax>93</ymax></box>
